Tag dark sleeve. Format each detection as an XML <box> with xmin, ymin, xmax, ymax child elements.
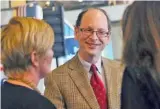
<box><xmin>24</xmin><ymin>91</ymin><xmax>57</xmax><ymax>109</ymax></box>
<box><xmin>121</xmin><ymin>68</ymin><xmax>148</xmax><ymax>109</ymax></box>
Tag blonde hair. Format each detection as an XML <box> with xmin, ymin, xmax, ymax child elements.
<box><xmin>1</xmin><ymin>17</ymin><xmax>54</xmax><ymax>76</ymax></box>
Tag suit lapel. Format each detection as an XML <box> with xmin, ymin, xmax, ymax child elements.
<box><xmin>68</xmin><ymin>55</ymin><xmax>99</xmax><ymax>109</ymax></box>
<box><xmin>102</xmin><ymin>58</ymin><xmax>112</xmax><ymax>109</ymax></box>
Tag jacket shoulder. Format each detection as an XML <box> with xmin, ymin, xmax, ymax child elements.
<box><xmin>50</xmin><ymin>57</ymin><xmax>75</xmax><ymax>76</ymax></box>
<box><xmin>102</xmin><ymin>57</ymin><xmax>125</xmax><ymax>69</ymax></box>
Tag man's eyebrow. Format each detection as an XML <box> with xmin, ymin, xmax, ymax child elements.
<box><xmin>82</xmin><ymin>26</ymin><xmax>107</xmax><ymax>31</ymax></box>
<box><xmin>97</xmin><ymin>28</ymin><xmax>106</xmax><ymax>30</ymax></box>
<box><xmin>84</xmin><ymin>26</ymin><xmax>93</xmax><ymax>29</ymax></box>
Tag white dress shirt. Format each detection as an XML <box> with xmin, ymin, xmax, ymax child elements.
<box><xmin>78</xmin><ymin>54</ymin><xmax>106</xmax><ymax>87</ymax></box>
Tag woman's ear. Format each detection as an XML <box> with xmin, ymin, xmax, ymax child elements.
<box><xmin>30</xmin><ymin>51</ymin><xmax>39</xmax><ymax>67</ymax></box>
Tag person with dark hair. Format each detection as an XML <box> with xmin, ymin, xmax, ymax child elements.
<box><xmin>44</xmin><ymin>8</ymin><xmax>124</xmax><ymax>109</ymax></box>
<box><xmin>1</xmin><ymin>17</ymin><xmax>56</xmax><ymax>109</ymax></box>
<box><xmin>121</xmin><ymin>1</ymin><xmax>160</xmax><ymax>109</ymax></box>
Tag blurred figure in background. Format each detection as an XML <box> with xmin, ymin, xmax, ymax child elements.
<box><xmin>121</xmin><ymin>1</ymin><xmax>160</xmax><ymax>109</ymax></box>
<box><xmin>45</xmin><ymin>8</ymin><xmax>124</xmax><ymax>109</ymax></box>
<box><xmin>1</xmin><ymin>17</ymin><xmax>56</xmax><ymax>109</ymax></box>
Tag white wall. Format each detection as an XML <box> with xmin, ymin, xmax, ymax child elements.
<box><xmin>111</xmin><ymin>22</ymin><xmax>123</xmax><ymax>59</ymax></box>
<box><xmin>1</xmin><ymin>0</ymin><xmax>10</xmax><ymax>9</ymax></box>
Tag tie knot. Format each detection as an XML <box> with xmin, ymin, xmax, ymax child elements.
<box><xmin>90</xmin><ymin>64</ymin><xmax>97</xmax><ymax>72</ymax></box>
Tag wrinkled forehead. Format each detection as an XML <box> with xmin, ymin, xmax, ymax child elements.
<box><xmin>80</xmin><ymin>9</ymin><xmax>108</xmax><ymax>30</ymax></box>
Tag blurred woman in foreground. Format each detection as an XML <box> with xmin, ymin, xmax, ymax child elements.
<box><xmin>1</xmin><ymin>17</ymin><xmax>56</xmax><ymax>109</ymax></box>
<box><xmin>121</xmin><ymin>1</ymin><xmax>160</xmax><ymax>109</ymax></box>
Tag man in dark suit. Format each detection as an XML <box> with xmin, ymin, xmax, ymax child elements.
<box><xmin>44</xmin><ymin>8</ymin><xmax>124</xmax><ymax>109</ymax></box>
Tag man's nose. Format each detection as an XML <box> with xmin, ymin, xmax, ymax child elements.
<box><xmin>90</xmin><ymin>31</ymin><xmax>98</xmax><ymax>40</ymax></box>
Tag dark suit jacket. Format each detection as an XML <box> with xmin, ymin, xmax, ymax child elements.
<box><xmin>121</xmin><ymin>67</ymin><xmax>160</xmax><ymax>109</ymax></box>
<box><xmin>44</xmin><ymin>55</ymin><xmax>125</xmax><ymax>109</ymax></box>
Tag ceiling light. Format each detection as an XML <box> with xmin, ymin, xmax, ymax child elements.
<box><xmin>78</xmin><ymin>0</ymin><xmax>83</xmax><ymax>2</ymax></box>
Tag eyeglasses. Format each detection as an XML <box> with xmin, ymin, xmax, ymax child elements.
<box><xmin>79</xmin><ymin>28</ymin><xmax>110</xmax><ymax>38</ymax></box>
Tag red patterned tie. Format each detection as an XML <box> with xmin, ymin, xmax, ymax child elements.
<box><xmin>90</xmin><ymin>64</ymin><xmax>107</xmax><ymax>109</ymax></box>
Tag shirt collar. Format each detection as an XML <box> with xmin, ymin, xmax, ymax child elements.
<box><xmin>78</xmin><ymin>54</ymin><xmax>102</xmax><ymax>73</ymax></box>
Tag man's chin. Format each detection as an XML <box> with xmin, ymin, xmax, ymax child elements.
<box><xmin>87</xmin><ymin>51</ymin><xmax>99</xmax><ymax>56</ymax></box>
